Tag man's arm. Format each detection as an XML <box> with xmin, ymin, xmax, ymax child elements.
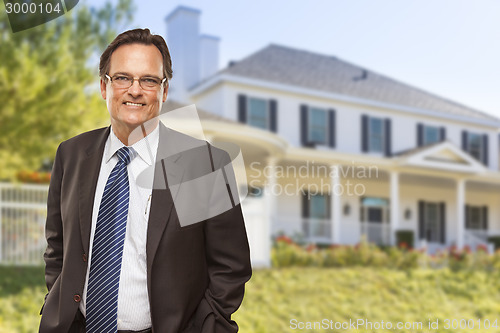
<box><xmin>43</xmin><ymin>143</ymin><xmax>65</xmax><ymax>292</ymax></box>
<box><xmin>201</xmin><ymin>150</ymin><xmax>252</xmax><ymax>332</ymax></box>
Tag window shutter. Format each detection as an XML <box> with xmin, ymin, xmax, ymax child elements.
<box><xmin>482</xmin><ymin>134</ymin><xmax>489</xmax><ymax>166</ymax></box>
<box><xmin>461</xmin><ymin>130</ymin><xmax>468</xmax><ymax>151</ymax></box>
<box><xmin>361</xmin><ymin>115</ymin><xmax>368</xmax><ymax>152</ymax></box>
<box><xmin>269</xmin><ymin>99</ymin><xmax>277</xmax><ymax>133</ymax></box>
<box><xmin>465</xmin><ymin>205</ymin><xmax>470</xmax><ymax>229</ymax></box>
<box><xmin>439</xmin><ymin>202</ymin><xmax>446</xmax><ymax>244</ymax></box>
<box><xmin>302</xmin><ymin>192</ymin><xmax>310</xmax><ymax>218</ymax></box>
<box><xmin>418</xmin><ymin>201</ymin><xmax>425</xmax><ymax>240</ymax></box>
<box><xmin>238</xmin><ymin>95</ymin><xmax>247</xmax><ymax>123</ymax></box>
<box><xmin>417</xmin><ymin>123</ymin><xmax>423</xmax><ymax>146</ymax></box>
<box><xmin>300</xmin><ymin>105</ymin><xmax>309</xmax><ymax>147</ymax></box>
<box><xmin>384</xmin><ymin>118</ymin><xmax>392</xmax><ymax>157</ymax></box>
<box><xmin>440</xmin><ymin>127</ymin><xmax>446</xmax><ymax>142</ymax></box>
<box><xmin>483</xmin><ymin>206</ymin><xmax>488</xmax><ymax>230</ymax></box>
<box><xmin>328</xmin><ymin>109</ymin><xmax>336</xmax><ymax>148</ymax></box>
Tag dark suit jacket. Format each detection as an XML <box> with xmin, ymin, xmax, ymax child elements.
<box><xmin>39</xmin><ymin>124</ymin><xmax>252</xmax><ymax>333</ymax></box>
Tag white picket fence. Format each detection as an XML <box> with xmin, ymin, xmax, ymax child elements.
<box><xmin>0</xmin><ymin>182</ymin><xmax>48</xmax><ymax>265</ymax></box>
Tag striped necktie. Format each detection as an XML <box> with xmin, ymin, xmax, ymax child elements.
<box><xmin>86</xmin><ymin>146</ymin><xmax>136</xmax><ymax>333</ymax></box>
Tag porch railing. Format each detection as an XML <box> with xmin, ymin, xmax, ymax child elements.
<box><xmin>0</xmin><ymin>183</ymin><xmax>48</xmax><ymax>265</ymax></box>
<box><xmin>360</xmin><ymin>222</ymin><xmax>390</xmax><ymax>245</ymax></box>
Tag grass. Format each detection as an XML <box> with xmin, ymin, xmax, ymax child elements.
<box><xmin>2</xmin><ymin>266</ymin><xmax>500</xmax><ymax>332</ymax></box>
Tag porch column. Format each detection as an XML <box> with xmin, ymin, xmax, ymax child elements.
<box><xmin>390</xmin><ymin>171</ymin><xmax>399</xmax><ymax>246</ymax></box>
<box><xmin>456</xmin><ymin>178</ymin><xmax>465</xmax><ymax>249</ymax></box>
<box><xmin>330</xmin><ymin>165</ymin><xmax>341</xmax><ymax>244</ymax></box>
<box><xmin>263</xmin><ymin>157</ymin><xmax>277</xmax><ymax>266</ymax></box>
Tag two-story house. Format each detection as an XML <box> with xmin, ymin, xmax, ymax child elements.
<box><xmin>161</xmin><ymin>6</ymin><xmax>500</xmax><ymax>267</ymax></box>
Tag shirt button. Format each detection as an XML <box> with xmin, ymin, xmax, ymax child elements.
<box><xmin>73</xmin><ymin>294</ymin><xmax>81</xmax><ymax>302</ymax></box>
<box><xmin>82</xmin><ymin>254</ymin><xmax>87</xmax><ymax>262</ymax></box>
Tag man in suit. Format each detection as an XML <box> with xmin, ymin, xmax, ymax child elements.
<box><xmin>39</xmin><ymin>28</ymin><xmax>252</xmax><ymax>333</ymax></box>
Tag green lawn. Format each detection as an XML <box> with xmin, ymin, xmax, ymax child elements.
<box><xmin>2</xmin><ymin>266</ymin><xmax>500</xmax><ymax>332</ymax></box>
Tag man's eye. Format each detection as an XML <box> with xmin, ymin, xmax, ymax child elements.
<box><xmin>115</xmin><ymin>76</ymin><xmax>130</xmax><ymax>81</ymax></box>
<box><xmin>142</xmin><ymin>78</ymin><xmax>158</xmax><ymax>84</ymax></box>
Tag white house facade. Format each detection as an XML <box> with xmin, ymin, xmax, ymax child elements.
<box><xmin>162</xmin><ymin>6</ymin><xmax>500</xmax><ymax>267</ymax></box>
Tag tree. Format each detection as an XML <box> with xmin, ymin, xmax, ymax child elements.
<box><xmin>0</xmin><ymin>0</ymin><xmax>135</xmax><ymax>180</ymax></box>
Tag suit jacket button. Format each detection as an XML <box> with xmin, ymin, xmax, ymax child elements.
<box><xmin>73</xmin><ymin>294</ymin><xmax>81</xmax><ymax>302</ymax></box>
<box><xmin>82</xmin><ymin>254</ymin><xmax>87</xmax><ymax>262</ymax></box>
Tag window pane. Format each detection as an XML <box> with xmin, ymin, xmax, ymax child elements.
<box><xmin>310</xmin><ymin>108</ymin><xmax>326</xmax><ymax>125</ymax></box>
<box><xmin>308</xmin><ymin>108</ymin><xmax>328</xmax><ymax>144</ymax></box>
<box><xmin>248</xmin><ymin>98</ymin><xmax>268</xmax><ymax>129</ymax></box>
<box><xmin>425</xmin><ymin>203</ymin><xmax>440</xmax><ymax>242</ymax></box>
<box><xmin>470</xmin><ymin>207</ymin><xmax>482</xmax><ymax>229</ymax></box>
<box><xmin>310</xmin><ymin>195</ymin><xmax>328</xmax><ymax>218</ymax></box>
<box><xmin>468</xmin><ymin>133</ymin><xmax>482</xmax><ymax>160</ymax></box>
<box><xmin>369</xmin><ymin>117</ymin><xmax>384</xmax><ymax>152</ymax></box>
<box><xmin>423</xmin><ymin>126</ymin><xmax>439</xmax><ymax>145</ymax></box>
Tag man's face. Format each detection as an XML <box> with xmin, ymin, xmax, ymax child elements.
<box><xmin>100</xmin><ymin>43</ymin><xmax>168</xmax><ymax>133</ymax></box>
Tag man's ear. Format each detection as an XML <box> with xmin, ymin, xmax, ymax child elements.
<box><xmin>162</xmin><ymin>84</ymin><xmax>168</xmax><ymax>103</ymax></box>
<box><xmin>100</xmin><ymin>78</ymin><xmax>107</xmax><ymax>100</ymax></box>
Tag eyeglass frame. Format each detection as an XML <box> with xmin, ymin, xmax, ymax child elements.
<box><xmin>104</xmin><ymin>73</ymin><xmax>167</xmax><ymax>90</ymax></box>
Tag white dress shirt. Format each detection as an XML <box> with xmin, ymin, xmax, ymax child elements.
<box><xmin>80</xmin><ymin>125</ymin><xmax>159</xmax><ymax>330</ymax></box>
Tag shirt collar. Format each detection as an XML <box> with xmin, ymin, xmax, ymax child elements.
<box><xmin>106</xmin><ymin>125</ymin><xmax>160</xmax><ymax>166</ymax></box>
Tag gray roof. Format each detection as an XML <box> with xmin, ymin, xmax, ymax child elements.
<box><xmin>220</xmin><ymin>44</ymin><xmax>499</xmax><ymax>123</ymax></box>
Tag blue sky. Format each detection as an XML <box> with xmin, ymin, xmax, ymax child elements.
<box><xmin>85</xmin><ymin>0</ymin><xmax>500</xmax><ymax>119</ymax></box>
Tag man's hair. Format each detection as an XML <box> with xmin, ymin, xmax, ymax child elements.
<box><xmin>99</xmin><ymin>28</ymin><xmax>173</xmax><ymax>85</ymax></box>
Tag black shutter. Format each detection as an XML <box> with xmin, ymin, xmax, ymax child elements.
<box><xmin>483</xmin><ymin>206</ymin><xmax>488</xmax><ymax>230</ymax></box>
<box><xmin>328</xmin><ymin>109</ymin><xmax>336</xmax><ymax>148</ymax></box>
<box><xmin>384</xmin><ymin>118</ymin><xmax>392</xmax><ymax>157</ymax></box>
<box><xmin>300</xmin><ymin>105</ymin><xmax>309</xmax><ymax>147</ymax></box>
<box><xmin>418</xmin><ymin>201</ymin><xmax>425</xmax><ymax>240</ymax></box>
<box><xmin>361</xmin><ymin>115</ymin><xmax>368</xmax><ymax>152</ymax></box>
<box><xmin>269</xmin><ymin>99</ymin><xmax>277</xmax><ymax>133</ymax></box>
<box><xmin>462</xmin><ymin>130</ymin><xmax>468</xmax><ymax>151</ymax></box>
<box><xmin>465</xmin><ymin>205</ymin><xmax>470</xmax><ymax>229</ymax></box>
<box><xmin>302</xmin><ymin>192</ymin><xmax>309</xmax><ymax>218</ymax></box>
<box><xmin>417</xmin><ymin>123</ymin><xmax>424</xmax><ymax>147</ymax></box>
<box><xmin>238</xmin><ymin>95</ymin><xmax>247</xmax><ymax>123</ymax></box>
<box><xmin>482</xmin><ymin>134</ymin><xmax>489</xmax><ymax>166</ymax></box>
<box><xmin>440</xmin><ymin>127</ymin><xmax>446</xmax><ymax>142</ymax></box>
<box><xmin>439</xmin><ymin>202</ymin><xmax>446</xmax><ymax>244</ymax></box>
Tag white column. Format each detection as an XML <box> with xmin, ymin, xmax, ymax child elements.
<box><xmin>330</xmin><ymin>165</ymin><xmax>341</xmax><ymax>244</ymax></box>
<box><xmin>263</xmin><ymin>158</ymin><xmax>278</xmax><ymax>267</ymax></box>
<box><xmin>390</xmin><ymin>171</ymin><xmax>399</xmax><ymax>246</ymax></box>
<box><xmin>456</xmin><ymin>178</ymin><xmax>465</xmax><ymax>249</ymax></box>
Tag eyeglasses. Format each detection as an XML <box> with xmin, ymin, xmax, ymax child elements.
<box><xmin>105</xmin><ymin>74</ymin><xmax>167</xmax><ymax>90</ymax></box>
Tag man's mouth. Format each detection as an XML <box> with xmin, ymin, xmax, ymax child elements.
<box><xmin>124</xmin><ymin>102</ymin><xmax>145</xmax><ymax>106</ymax></box>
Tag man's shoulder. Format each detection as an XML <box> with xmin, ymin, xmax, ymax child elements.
<box><xmin>59</xmin><ymin>127</ymin><xmax>109</xmax><ymax>150</ymax></box>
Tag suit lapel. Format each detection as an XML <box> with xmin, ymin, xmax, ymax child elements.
<box><xmin>146</xmin><ymin>124</ymin><xmax>185</xmax><ymax>271</ymax></box>
<box><xmin>78</xmin><ymin>127</ymin><xmax>110</xmax><ymax>256</ymax></box>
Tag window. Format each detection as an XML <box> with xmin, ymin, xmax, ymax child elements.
<box><xmin>308</xmin><ymin>107</ymin><xmax>328</xmax><ymax>145</ymax></box>
<box><xmin>360</xmin><ymin>197</ymin><xmax>389</xmax><ymax>223</ymax></box>
<box><xmin>300</xmin><ymin>105</ymin><xmax>335</xmax><ymax>148</ymax></box>
<box><xmin>309</xmin><ymin>194</ymin><xmax>328</xmax><ymax>219</ymax></box>
<box><xmin>369</xmin><ymin>117</ymin><xmax>384</xmax><ymax>153</ymax></box>
<box><xmin>424</xmin><ymin>203</ymin><xmax>441</xmax><ymax>243</ymax></box>
<box><xmin>466</xmin><ymin>206</ymin><xmax>487</xmax><ymax>230</ymax></box>
<box><xmin>247</xmin><ymin>97</ymin><xmax>268</xmax><ymax>130</ymax></box>
<box><xmin>238</xmin><ymin>95</ymin><xmax>277</xmax><ymax>132</ymax></box>
<box><xmin>423</xmin><ymin>125</ymin><xmax>440</xmax><ymax>145</ymax></box>
<box><xmin>468</xmin><ymin>133</ymin><xmax>482</xmax><ymax>161</ymax></box>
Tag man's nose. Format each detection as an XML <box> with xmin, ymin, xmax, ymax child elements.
<box><xmin>128</xmin><ymin>79</ymin><xmax>143</xmax><ymax>95</ymax></box>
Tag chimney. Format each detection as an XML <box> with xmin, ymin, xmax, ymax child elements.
<box><xmin>165</xmin><ymin>6</ymin><xmax>201</xmax><ymax>103</ymax></box>
<box><xmin>165</xmin><ymin>7</ymin><xmax>220</xmax><ymax>103</ymax></box>
<box><xmin>200</xmin><ymin>35</ymin><xmax>220</xmax><ymax>81</ymax></box>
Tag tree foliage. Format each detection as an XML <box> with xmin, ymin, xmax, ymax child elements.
<box><xmin>0</xmin><ymin>0</ymin><xmax>135</xmax><ymax>180</ymax></box>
